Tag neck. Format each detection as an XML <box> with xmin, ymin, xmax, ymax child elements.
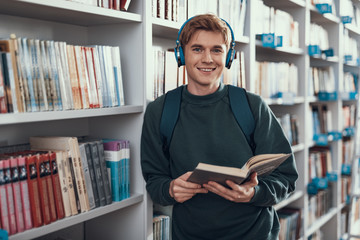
<box><xmin>187</xmin><ymin>81</ymin><xmax>220</xmax><ymax>96</ymax></box>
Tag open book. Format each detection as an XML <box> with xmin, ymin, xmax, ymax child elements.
<box><xmin>187</xmin><ymin>153</ymin><xmax>291</xmax><ymax>186</ymax></box>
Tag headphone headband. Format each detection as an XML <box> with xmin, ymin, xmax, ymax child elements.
<box><xmin>174</xmin><ymin>15</ymin><xmax>236</xmax><ymax>69</ymax></box>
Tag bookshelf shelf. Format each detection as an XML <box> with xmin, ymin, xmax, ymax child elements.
<box><xmin>0</xmin><ymin>105</ymin><xmax>143</xmax><ymax>126</ymax></box>
<box><xmin>263</xmin><ymin>0</ymin><xmax>306</xmax><ymax>9</ymax></box>
<box><xmin>9</xmin><ymin>193</ymin><xmax>144</xmax><ymax>240</ymax></box>
<box><xmin>0</xmin><ymin>0</ymin><xmax>142</xmax><ymax>26</ymax></box>
<box><xmin>274</xmin><ymin>190</ymin><xmax>304</xmax><ymax>211</ymax></box>
<box><xmin>306</xmin><ymin>208</ymin><xmax>338</xmax><ymax>237</ymax></box>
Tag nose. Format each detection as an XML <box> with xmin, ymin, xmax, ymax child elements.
<box><xmin>202</xmin><ymin>49</ymin><xmax>213</xmax><ymax>63</ymax></box>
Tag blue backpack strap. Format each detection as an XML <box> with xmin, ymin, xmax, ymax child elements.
<box><xmin>160</xmin><ymin>86</ymin><xmax>184</xmax><ymax>156</ymax></box>
<box><xmin>228</xmin><ymin>85</ymin><xmax>256</xmax><ymax>152</ymax></box>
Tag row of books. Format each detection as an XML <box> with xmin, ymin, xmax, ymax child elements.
<box><xmin>0</xmin><ymin>137</ymin><xmax>130</xmax><ymax>236</ymax></box>
<box><xmin>308</xmin><ymin>67</ymin><xmax>336</xmax><ymax>97</ymax></box>
<box><xmin>343</xmin><ymin>29</ymin><xmax>359</xmax><ymax>63</ymax></box>
<box><xmin>153</xmin><ymin>214</ymin><xmax>170</xmax><ymax>240</ymax></box>
<box><xmin>254</xmin><ymin>1</ymin><xmax>299</xmax><ymax>48</ymax></box>
<box><xmin>343</xmin><ymin>137</ymin><xmax>355</xmax><ymax>166</ymax></box>
<box><xmin>341</xmin><ymin>176</ymin><xmax>351</xmax><ymax>204</ymax></box>
<box><xmin>309</xmin><ymin>23</ymin><xmax>330</xmax><ymax>51</ymax></box>
<box><xmin>340</xmin><ymin>0</ymin><xmax>360</xmax><ymax>28</ymax></box>
<box><xmin>65</xmin><ymin>0</ymin><xmax>132</xmax><ymax>11</ymax></box>
<box><xmin>254</xmin><ymin>61</ymin><xmax>298</xmax><ymax>99</ymax></box>
<box><xmin>311</xmin><ymin>104</ymin><xmax>333</xmax><ymax>136</ymax></box>
<box><xmin>151</xmin><ymin>48</ymin><xmax>186</xmax><ymax>101</ymax></box>
<box><xmin>277</xmin><ymin>208</ymin><xmax>302</xmax><ymax>240</ymax></box>
<box><xmin>152</xmin><ymin>0</ymin><xmax>247</xmax><ymax>39</ymax></box>
<box><xmin>0</xmin><ymin>36</ymin><xmax>125</xmax><ymax>114</ymax></box>
<box><xmin>152</xmin><ymin>0</ymin><xmax>187</xmax><ymax>24</ymax></box>
<box><xmin>308</xmin><ymin>146</ymin><xmax>333</xmax><ymax>181</ymax></box>
<box><xmin>307</xmin><ymin>186</ymin><xmax>334</xmax><ymax>228</ymax></box>
<box><xmin>277</xmin><ymin>113</ymin><xmax>299</xmax><ymax>147</ymax></box>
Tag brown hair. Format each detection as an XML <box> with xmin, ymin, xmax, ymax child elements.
<box><xmin>179</xmin><ymin>14</ymin><xmax>232</xmax><ymax>50</ymax></box>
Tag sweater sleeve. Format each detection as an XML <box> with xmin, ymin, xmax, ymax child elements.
<box><xmin>141</xmin><ymin>98</ymin><xmax>177</xmax><ymax>206</ymax></box>
<box><xmin>247</xmin><ymin>93</ymin><xmax>299</xmax><ymax>207</ymax></box>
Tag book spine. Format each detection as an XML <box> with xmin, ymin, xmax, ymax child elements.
<box><xmin>26</xmin><ymin>155</ymin><xmax>43</xmax><ymax>228</ymax></box>
<box><xmin>68</xmin><ymin>156</ymin><xmax>81</xmax><ymax>214</ymax></box>
<box><xmin>97</xmin><ymin>141</ymin><xmax>112</xmax><ymax>205</ymax></box>
<box><xmin>49</xmin><ymin>152</ymin><xmax>65</xmax><ymax>219</ymax></box>
<box><xmin>63</xmin><ymin>152</ymin><xmax>79</xmax><ymax>216</ymax></box>
<box><xmin>35</xmin><ymin>154</ymin><xmax>51</xmax><ymax>225</ymax></box>
<box><xmin>55</xmin><ymin>151</ymin><xmax>71</xmax><ymax>217</ymax></box>
<box><xmin>89</xmin><ymin>142</ymin><xmax>106</xmax><ymax>206</ymax></box>
<box><xmin>104</xmin><ymin>145</ymin><xmax>121</xmax><ymax>202</ymax></box>
<box><xmin>43</xmin><ymin>153</ymin><xmax>57</xmax><ymax>222</ymax></box>
<box><xmin>85</xmin><ymin>143</ymin><xmax>100</xmax><ymax>208</ymax></box>
<box><xmin>10</xmin><ymin>157</ymin><xmax>25</xmax><ymax>233</ymax></box>
<box><xmin>4</xmin><ymin>159</ymin><xmax>17</xmax><ymax>234</ymax></box>
<box><xmin>17</xmin><ymin>156</ymin><xmax>33</xmax><ymax>230</ymax></box>
<box><xmin>79</xmin><ymin>144</ymin><xmax>96</xmax><ymax>209</ymax></box>
<box><xmin>0</xmin><ymin>160</ymin><xmax>11</xmax><ymax>234</ymax></box>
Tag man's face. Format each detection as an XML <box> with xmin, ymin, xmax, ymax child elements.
<box><xmin>184</xmin><ymin>30</ymin><xmax>227</xmax><ymax>95</ymax></box>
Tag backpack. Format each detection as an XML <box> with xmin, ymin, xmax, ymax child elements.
<box><xmin>160</xmin><ymin>85</ymin><xmax>256</xmax><ymax>157</ymax></box>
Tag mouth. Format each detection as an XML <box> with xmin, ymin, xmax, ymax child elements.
<box><xmin>197</xmin><ymin>67</ymin><xmax>216</xmax><ymax>72</ymax></box>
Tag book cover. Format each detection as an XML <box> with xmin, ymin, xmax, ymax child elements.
<box><xmin>70</xmin><ymin>137</ymin><xmax>90</xmax><ymax>212</ymax></box>
<box><xmin>35</xmin><ymin>153</ymin><xmax>51</xmax><ymax>225</ymax></box>
<box><xmin>89</xmin><ymin>142</ymin><xmax>106</xmax><ymax>207</ymax></box>
<box><xmin>79</xmin><ymin>143</ymin><xmax>96</xmax><ymax>209</ymax></box>
<box><xmin>187</xmin><ymin>153</ymin><xmax>291</xmax><ymax>186</ymax></box>
<box><xmin>42</xmin><ymin>153</ymin><xmax>57</xmax><ymax>222</ymax></box>
<box><xmin>96</xmin><ymin>141</ymin><xmax>112</xmax><ymax>205</ymax></box>
<box><xmin>3</xmin><ymin>159</ymin><xmax>17</xmax><ymax>234</ymax></box>
<box><xmin>54</xmin><ymin>151</ymin><xmax>72</xmax><ymax>217</ymax></box>
<box><xmin>0</xmin><ymin>160</ymin><xmax>11</xmax><ymax>234</ymax></box>
<box><xmin>84</xmin><ymin>143</ymin><xmax>100</xmax><ymax>208</ymax></box>
<box><xmin>25</xmin><ymin>155</ymin><xmax>43</xmax><ymax>228</ymax></box>
<box><xmin>103</xmin><ymin>141</ymin><xmax>122</xmax><ymax>202</ymax></box>
<box><xmin>9</xmin><ymin>157</ymin><xmax>25</xmax><ymax>233</ymax></box>
<box><xmin>49</xmin><ymin>151</ymin><xmax>65</xmax><ymax>220</ymax></box>
<box><xmin>17</xmin><ymin>156</ymin><xmax>33</xmax><ymax>230</ymax></box>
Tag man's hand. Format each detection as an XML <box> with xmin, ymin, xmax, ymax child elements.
<box><xmin>203</xmin><ymin>172</ymin><xmax>258</xmax><ymax>203</ymax></box>
<box><xmin>169</xmin><ymin>172</ymin><xmax>208</xmax><ymax>203</ymax></box>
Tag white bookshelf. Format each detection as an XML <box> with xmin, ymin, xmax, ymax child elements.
<box><xmin>1</xmin><ymin>0</ymin><xmax>360</xmax><ymax>239</ymax></box>
<box><xmin>0</xmin><ymin>0</ymin><xmax>147</xmax><ymax>239</ymax></box>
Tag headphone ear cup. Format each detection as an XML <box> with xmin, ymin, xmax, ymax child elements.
<box><xmin>225</xmin><ymin>48</ymin><xmax>234</xmax><ymax>69</ymax></box>
<box><xmin>179</xmin><ymin>46</ymin><xmax>185</xmax><ymax>66</ymax></box>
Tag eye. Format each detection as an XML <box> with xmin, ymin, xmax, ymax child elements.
<box><xmin>212</xmin><ymin>48</ymin><xmax>223</xmax><ymax>53</ymax></box>
<box><xmin>192</xmin><ymin>47</ymin><xmax>202</xmax><ymax>53</ymax></box>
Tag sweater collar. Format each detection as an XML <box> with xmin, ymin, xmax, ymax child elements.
<box><xmin>182</xmin><ymin>82</ymin><xmax>227</xmax><ymax>105</ymax></box>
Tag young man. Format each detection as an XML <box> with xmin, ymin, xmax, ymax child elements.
<box><xmin>141</xmin><ymin>14</ymin><xmax>298</xmax><ymax>240</ymax></box>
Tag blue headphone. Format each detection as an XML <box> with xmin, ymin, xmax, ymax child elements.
<box><xmin>174</xmin><ymin>16</ymin><xmax>236</xmax><ymax>69</ymax></box>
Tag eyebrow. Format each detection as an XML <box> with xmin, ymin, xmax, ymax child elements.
<box><xmin>190</xmin><ymin>44</ymin><xmax>224</xmax><ymax>49</ymax></box>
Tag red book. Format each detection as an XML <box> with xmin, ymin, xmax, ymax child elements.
<box><xmin>3</xmin><ymin>159</ymin><xmax>17</xmax><ymax>235</ymax></box>
<box><xmin>17</xmin><ymin>156</ymin><xmax>33</xmax><ymax>230</ymax></box>
<box><xmin>25</xmin><ymin>154</ymin><xmax>43</xmax><ymax>228</ymax></box>
<box><xmin>0</xmin><ymin>160</ymin><xmax>10</xmax><ymax>233</ymax></box>
<box><xmin>10</xmin><ymin>157</ymin><xmax>25</xmax><ymax>233</ymax></box>
<box><xmin>35</xmin><ymin>153</ymin><xmax>51</xmax><ymax>225</ymax></box>
<box><xmin>120</xmin><ymin>0</ymin><xmax>131</xmax><ymax>11</ymax></box>
<box><xmin>42</xmin><ymin>153</ymin><xmax>57</xmax><ymax>222</ymax></box>
<box><xmin>49</xmin><ymin>152</ymin><xmax>65</xmax><ymax>220</ymax></box>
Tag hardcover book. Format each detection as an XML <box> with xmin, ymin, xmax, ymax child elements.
<box><xmin>17</xmin><ymin>156</ymin><xmax>33</xmax><ymax>230</ymax></box>
<box><xmin>25</xmin><ymin>155</ymin><xmax>43</xmax><ymax>228</ymax></box>
<box><xmin>187</xmin><ymin>153</ymin><xmax>291</xmax><ymax>186</ymax></box>
<box><xmin>10</xmin><ymin>157</ymin><xmax>25</xmax><ymax>233</ymax></box>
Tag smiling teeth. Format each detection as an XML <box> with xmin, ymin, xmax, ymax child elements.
<box><xmin>199</xmin><ymin>68</ymin><xmax>213</xmax><ymax>72</ymax></box>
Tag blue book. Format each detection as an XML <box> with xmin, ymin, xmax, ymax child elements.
<box><xmin>103</xmin><ymin>140</ymin><xmax>122</xmax><ymax>202</ymax></box>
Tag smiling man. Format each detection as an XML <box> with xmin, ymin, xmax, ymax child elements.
<box><xmin>141</xmin><ymin>14</ymin><xmax>298</xmax><ymax>240</ymax></box>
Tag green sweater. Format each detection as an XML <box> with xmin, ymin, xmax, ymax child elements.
<box><xmin>141</xmin><ymin>84</ymin><xmax>298</xmax><ymax>240</ymax></box>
